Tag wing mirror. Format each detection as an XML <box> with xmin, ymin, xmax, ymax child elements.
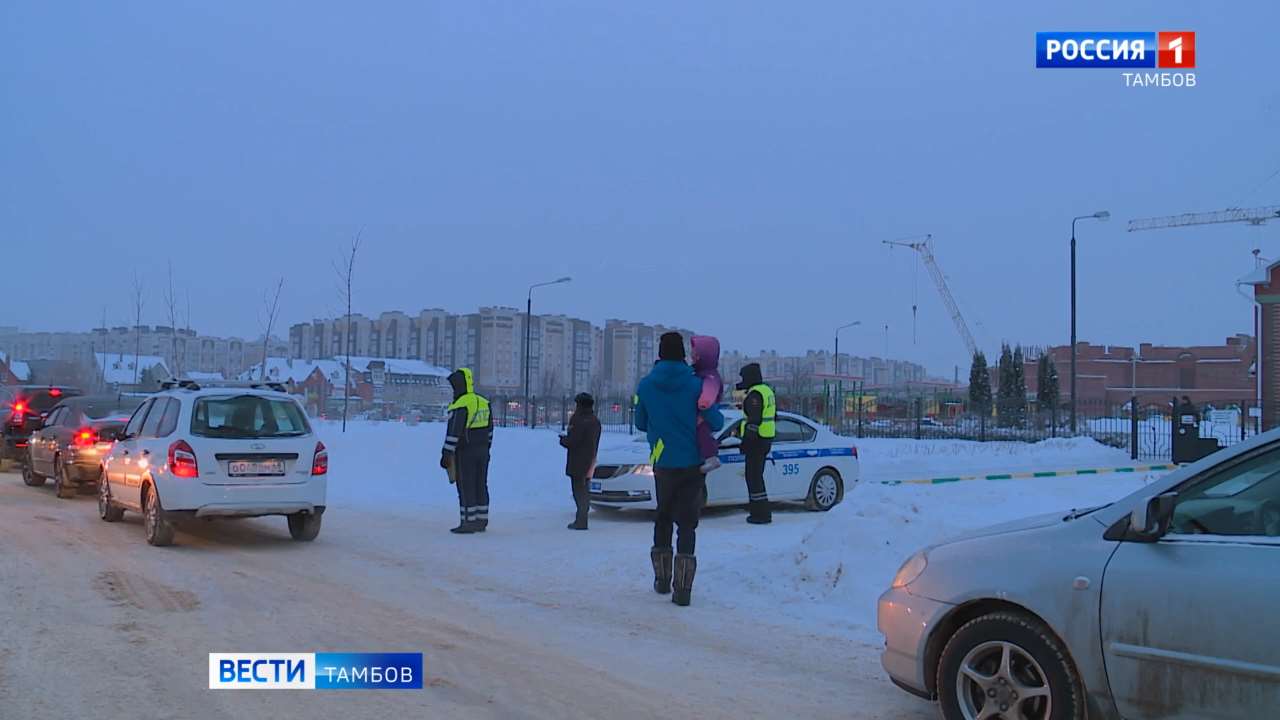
<box><xmin>1106</xmin><ymin>492</ymin><xmax>1178</xmax><ymax>542</ymax></box>
<box><xmin>719</xmin><ymin>437</ymin><xmax>742</xmax><ymax>450</ymax></box>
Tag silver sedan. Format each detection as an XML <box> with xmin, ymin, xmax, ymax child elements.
<box><xmin>878</xmin><ymin>429</ymin><xmax>1280</xmax><ymax>719</ymax></box>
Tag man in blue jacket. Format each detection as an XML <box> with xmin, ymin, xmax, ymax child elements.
<box><xmin>635</xmin><ymin>332</ymin><xmax>724</xmax><ymax>607</ymax></box>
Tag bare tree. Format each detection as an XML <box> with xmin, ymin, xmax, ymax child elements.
<box><xmin>258</xmin><ymin>277</ymin><xmax>285</xmax><ymax>380</ymax></box>
<box><xmin>130</xmin><ymin>272</ymin><xmax>145</xmax><ymax>386</ymax></box>
<box><xmin>543</xmin><ymin>367</ymin><xmax>561</xmax><ymax>398</ymax></box>
<box><xmin>163</xmin><ymin>261</ymin><xmax>182</xmax><ymax>378</ymax></box>
<box><xmin>334</xmin><ymin>230</ymin><xmax>362</xmax><ymax>432</ymax></box>
<box><xmin>785</xmin><ymin>360</ymin><xmax>814</xmax><ymax>398</ymax></box>
<box><xmin>95</xmin><ymin>306</ymin><xmax>109</xmax><ymax>391</ymax></box>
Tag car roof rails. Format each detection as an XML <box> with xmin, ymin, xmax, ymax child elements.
<box><xmin>161</xmin><ymin>379</ymin><xmax>290</xmax><ymax>393</ymax></box>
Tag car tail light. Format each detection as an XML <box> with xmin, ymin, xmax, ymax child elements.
<box><xmin>48</xmin><ymin>388</ymin><xmax>62</xmax><ymax>398</ymax></box>
<box><xmin>73</xmin><ymin>428</ymin><xmax>96</xmax><ymax>447</ymax></box>
<box><xmin>10</xmin><ymin>401</ymin><xmax>26</xmax><ymax>423</ymax></box>
<box><xmin>311</xmin><ymin>441</ymin><xmax>328</xmax><ymax>476</ymax></box>
<box><xmin>851</xmin><ymin>445</ymin><xmax>859</xmax><ymax>459</ymax></box>
<box><xmin>168</xmin><ymin>440</ymin><xmax>199</xmax><ymax>478</ymax></box>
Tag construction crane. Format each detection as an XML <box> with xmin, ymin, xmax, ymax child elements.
<box><xmin>882</xmin><ymin>235</ymin><xmax>979</xmax><ymax>358</ymax></box>
<box><xmin>1128</xmin><ymin>205</ymin><xmax>1280</xmax><ymax>232</ymax></box>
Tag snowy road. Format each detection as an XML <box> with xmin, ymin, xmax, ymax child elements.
<box><xmin>0</xmin><ymin>469</ymin><xmax>932</xmax><ymax>720</ymax></box>
<box><xmin>0</xmin><ymin>424</ymin><xmax>1159</xmax><ymax>719</ymax></box>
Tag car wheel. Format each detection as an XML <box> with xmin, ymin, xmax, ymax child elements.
<box><xmin>937</xmin><ymin>612</ymin><xmax>1085</xmax><ymax>720</ymax></box>
<box><xmin>22</xmin><ymin>451</ymin><xmax>45</xmax><ymax>487</ymax></box>
<box><xmin>98</xmin><ymin>470</ymin><xmax>124</xmax><ymax>522</ymax></box>
<box><xmin>143</xmin><ymin>484</ymin><xmax>175</xmax><ymax>547</ymax></box>
<box><xmin>54</xmin><ymin>458</ymin><xmax>75</xmax><ymax>499</ymax></box>
<box><xmin>287</xmin><ymin>511</ymin><xmax>322</xmax><ymax>541</ymax></box>
<box><xmin>805</xmin><ymin>469</ymin><xmax>842</xmax><ymax>511</ymax></box>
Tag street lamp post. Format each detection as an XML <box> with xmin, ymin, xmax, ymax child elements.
<box><xmin>524</xmin><ymin>276</ymin><xmax>572</xmax><ymax>426</ymax></box>
<box><xmin>834</xmin><ymin>321</ymin><xmax>862</xmax><ymax>379</ymax></box>
<box><xmin>1069</xmin><ymin>210</ymin><xmax>1110</xmax><ymax>433</ymax></box>
<box><xmin>834</xmin><ymin>321</ymin><xmax>861</xmax><ymax>431</ymax></box>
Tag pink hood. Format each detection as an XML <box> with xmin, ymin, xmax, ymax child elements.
<box><xmin>690</xmin><ymin>335</ymin><xmax>720</xmax><ymax>372</ymax></box>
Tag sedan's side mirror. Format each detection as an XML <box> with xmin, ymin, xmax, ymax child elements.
<box><xmin>719</xmin><ymin>437</ymin><xmax>742</xmax><ymax>450</ymax></box>
<box><xmin>113</xmin><ymin>429</ymin><xmax>129</xmax><ymax>441</ymax></box>
<box><xmin>1107</xmin><ymin>492</ymin><xmax>1178</xmax><ymax>542</ymax></box>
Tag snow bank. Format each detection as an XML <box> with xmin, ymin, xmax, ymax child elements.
<box><xmin>854</xmin><ymin>435</ymin><xmax>1136</xmax><ymax>482</ymax></box>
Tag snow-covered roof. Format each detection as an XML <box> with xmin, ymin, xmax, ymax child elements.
<box><xmin>248</xmin><ymin>356</ymin><xmax>449</xmax><ymax>384</ymax></box>
<box><xmin>0</xmin><ymin>351</ymin><xmax>31</xmax><ymax>382</ymax></box>
<box><xmin>245</xmin><ymin>358</ymin><xmax>348</xmax><ymax>385</ymax></box>
<box><xmin>345</xmin><ymin>356</ymin><xmax>450</xmax><ymax>377</ymax></box>
<box><xmin>183</xmin><ymin>371</ymin><xmax>225</xmax><ymax>380</ymax></box>
<box><xmin>94</xmin><ymin>352</ymin><xmax>170</xmax><ymax>385</ymax></box>
<box><xmin>1238</xmin><ymin>258</ymin><xmax>1280</xmax><ymax>286</ymax></box>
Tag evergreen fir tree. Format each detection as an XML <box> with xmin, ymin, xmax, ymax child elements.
<box><xmin>968</xmin><ymin>351</ymin><xmax>992</xmax><ymax>417</ymax></box>
<box><xmin>1011</xmin><ymin>345</ymin><xmax>1028</xmax><ymax>427</ymax></box>
<box><xmin>996</xmin><ymin>344</ymin><xmax>1014</xmax><ymax>427</ymax></box>
<box><xmin>1037</xmin><ymin>354</ymin><xmax>1060</xmax><ymax>423</ymax></box>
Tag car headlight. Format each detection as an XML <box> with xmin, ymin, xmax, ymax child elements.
<box><xmin>634</xmin><ymin>464</ymin><xmax>654</xmax><ymax>476</ymax></box>
<box><xmin>891</xmin><ymin>551</ymin><xmax>928</xmax><ymax>589</ymax></box>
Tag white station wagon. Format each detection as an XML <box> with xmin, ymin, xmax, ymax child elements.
<box><xmin>98</xmin><ymin>381</ymin><xmax>328</xmax><ymax>546</ymax></box>
<box><xmin>589</xmin><ymin>410</ymin><xmax>858</xmax><ymax>512</ymax></box>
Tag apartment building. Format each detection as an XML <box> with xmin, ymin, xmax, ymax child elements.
<box><xmin>0</xmin><ymin>327</ymin><xmax>284</xmax><ymax>381</ymax></box>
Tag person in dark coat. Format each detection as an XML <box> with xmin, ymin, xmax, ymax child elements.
<box><xmin>634</xmin><ymin>331</ymin><xmax>725</xmax><ymax>607</ymax></box>
<box><xmin>560</xmin><ymin>392</ymin><xmax>602</xmax><ymax>530</ymax></box>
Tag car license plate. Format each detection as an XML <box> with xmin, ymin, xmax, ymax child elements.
<box><xmin>590</xmin><ymin>481</ymin><xmax>601</xmax><ymax>492</ymax></box>
<box><xmin>228</xmin><ymin>459</ymin><xmax>286</xmax><ymax>476</ymax></box>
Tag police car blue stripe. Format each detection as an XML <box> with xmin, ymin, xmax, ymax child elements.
<box><xmin>719</xmin><ymin>447</ymin><xmax>855</xmax><ymax>464</ymax></box>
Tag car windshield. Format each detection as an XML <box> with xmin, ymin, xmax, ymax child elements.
<box><xmin>191</xmin><ymin>395</ymin><xmax>312</xmax><ymax>439</ymax></box>
<box><xmin>24</xmin><ymin>391</ymin><xmax>71</xmax><ymax>413</ymax></box>
<box><xmin>78</xmin><ymin>397</ymin><xmax>146</xmax><ymax>420</ymax></box>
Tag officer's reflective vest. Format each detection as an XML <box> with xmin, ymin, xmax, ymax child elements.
<box><xmin>748</xmin><ymin>384</ymin><xmax>776</xmax><ymax>439</ymax></box>
<box><xmin>448</xmin><ymin>393</ymin><xmax>491</xmax><ymax>429</ymax></box>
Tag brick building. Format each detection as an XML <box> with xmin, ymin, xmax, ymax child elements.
<box><xmin>1023</xmin><ymin>336</ymin><xmax>1255</xmax><ymax>411</ymax></box>
<box><xmin>1241</xmin><ymin>259</ymin><xmax>1280</xmax><ymax>429</ymax></box>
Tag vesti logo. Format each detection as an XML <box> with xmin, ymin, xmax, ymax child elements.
<box><xmin>208</xmin><ymin>652</ymin><xmax>424</xmax><ymax>690</ymax></box>
<box><xmin>1036</xmin><ymin>31</ymin><xmax>1196</xmax><ymax>88</ymax></box>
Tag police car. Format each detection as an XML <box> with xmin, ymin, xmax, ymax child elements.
<box><xmin>588</xmin><ymin>410</ymin><xmax>857</xmax><ymax>512</ymax></box>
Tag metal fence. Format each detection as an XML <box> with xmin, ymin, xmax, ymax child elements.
<box><xmin>786</xmin><ymin>390</ymin><xmax>1262</xmax><ymax>461</ymax></box>
<box><xmin>484</xmin><ymin>391</ymin><xmax>1262</xmax><ymax>462</ymax></box>
<box><xmin>488</xmin><ymin>396</ymin><xmax>637</xmax><ymax>434</ymax></box>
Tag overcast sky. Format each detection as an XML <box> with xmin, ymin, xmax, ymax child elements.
<box><xmin>3</xmin><ymin>1</ymin><xmax>1278</xmax><ymax>376</ymax></box>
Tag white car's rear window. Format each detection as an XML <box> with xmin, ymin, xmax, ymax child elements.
<box><xmin>190</xmin><ymin>395</ymin><xmax>311</xmax><ymax>439</ymax></box>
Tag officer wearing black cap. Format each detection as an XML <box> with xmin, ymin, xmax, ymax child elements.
<box><xmin>560</xmin><ymin>392</ymin><xmax>602</xmax><ymax>530</ymax></box>
<box><xmin>735</xmin><ymin>362</ymin><xmax>775</xmax><ymax>524</ymax></box>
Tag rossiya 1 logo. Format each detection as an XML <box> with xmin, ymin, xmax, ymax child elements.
<box><xmin>1035</xmin><ymin>31</ymin><xmax>1196</xmax><ymax>88</ymax></box>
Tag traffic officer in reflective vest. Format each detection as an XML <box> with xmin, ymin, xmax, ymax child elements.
<box><xmin>735</xmin><ymin>362</ymin><xmax>775</xmax><ymax>524</ymax></box>
<box><xmin>441</xmin><ymin>367</ymin><xmax>493</xmax><ymax>534</ymax></box>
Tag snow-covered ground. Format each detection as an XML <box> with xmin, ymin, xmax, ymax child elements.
<box><xmin>0</xmin><ymin>421</ymin><xmax>1168</xmax><ymax>719</ymax></box>
<box><xmin>320</xmin><ymin>421</ymin><xmax>1162</xmax><ymax>646</ymax></box>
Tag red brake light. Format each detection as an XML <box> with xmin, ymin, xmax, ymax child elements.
<box><xmin>48</xmin><ymin>388</ymin><xmax>62</xmax><ymax>398</ymax></box>
<box><xmin>168</xmin><ymin>440</ymin><xmax>199</xmax><ymax>478</ymax></box>
<box><xmin>311</xmin><ymin>441</ymin><xmax>328</xmax><ymax>476</ymax></box>
<box><xmin>13</xmin><ymin>402</ymin><xmax>26</xmax><ymax>413</ymax></box>
<box><xmin>74</xmin><ymin>428</ymin><xmax>96</xmax><ymax>447</ymax></box>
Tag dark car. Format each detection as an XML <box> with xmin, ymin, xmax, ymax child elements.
<box><xmin>23</xmin><ymin>394</ymin><xmax>144</xmax><ymax>498</ymax></box>
<box><xmin>2</xmin><ymin>385</ymin><xmax>83</xmax><ymax>466</ymax></box>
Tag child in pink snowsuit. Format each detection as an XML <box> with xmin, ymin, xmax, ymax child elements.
<box><xmin>690</xmin><ymin>335</ymin><xmax>723</xmax><ymax>473</ymax></box>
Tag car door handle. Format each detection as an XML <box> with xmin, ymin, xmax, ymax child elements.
<box><xmin>122</xmin><ymin>450</ymin><xmax>130</xmax><ymax>456</ymax></box>
<box><xmin>141</xmin><ymin>450</ymin><xmax>150</xmax><ymax>456</ymax></box>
